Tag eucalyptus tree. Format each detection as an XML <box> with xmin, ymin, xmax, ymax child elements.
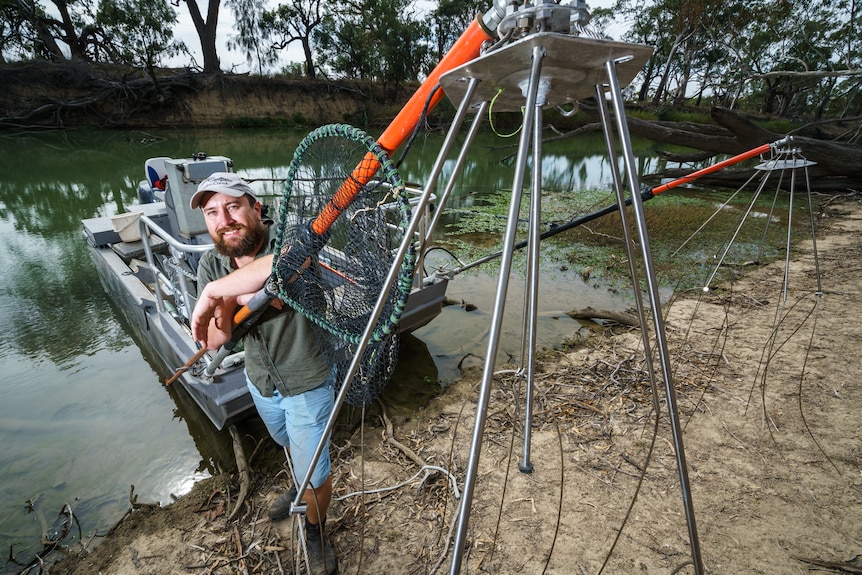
<box><xmin>723</xmin><ymin>0</ymin><xmax>861</xmax><ymax>118</ymax></box>
<box><xmin>225</xmin><ymin>0</ymin><xmax>272</xmax><ymax>73</ymax></box>
<box><xmin>314</xmin><ymin>0</ymin><xmax>431</xmax><ymax>94</ymax></box>
<box><xmin>827</xmin><ymin>0</ymin><xmax>861</xmax><ymax>117</ymax></box>
<box><xmin>96</xmin><ymin>0</ymin><xmax>184</xmax><ymax>88</ymax></box>
<box><xmin>429</xmin><ymin>0</ymin><xmax>485</xmax><ymax>66</ymax></box>
<box><xmin>613</xmin><ymin>0</ymin><xmax>860</xmax><ymax>118</ymax></box>
<box><xmin>764</xmin><ymin>0</ymin><xmax>862</xmax><ymax>119</ymax></box>
<box><xmin>259</xmin><ymin>0</ymin><xmax>325</xmax><ymax>78</ymax></box>
<box><xmin>636</xmin><ymin>0</ymin><xmax>728</xmax><ymax>106</ymax></box>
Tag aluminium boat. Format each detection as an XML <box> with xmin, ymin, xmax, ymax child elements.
<box><xmin>82</xmin><ymin>154</ymin><xmax>448</xmax><ymax>430</ymax></box>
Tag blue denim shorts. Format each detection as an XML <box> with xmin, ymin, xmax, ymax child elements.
<box><xmin>246</xmin><ymin>373</ymin><xmax>335</xmax><ymax>488</ymax></box>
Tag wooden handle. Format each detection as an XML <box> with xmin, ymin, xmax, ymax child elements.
<box><xmin>164</xmin><ymin>346</ymin><xmax>209</xmax><ymax>385</ymax></box>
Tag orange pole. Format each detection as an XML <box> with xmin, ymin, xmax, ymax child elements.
<box><xmin>311</xmin><ymin>18</ymin><xmax>493</xmax><ymax>235</ymax></box>
<box><xmin>377</xmin><ymin>18</ymin><xmax>491</xmax><ymax>156</ymax></box>
<box><xmin>650</xmin><ymin>143</ymin><xmax>773</xmax><ymax>195</ymax></box>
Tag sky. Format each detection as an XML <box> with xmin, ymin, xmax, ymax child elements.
<box><xmin>169</xmin><ymin>0</ymin><xmax>621</xmax><ymax>73</ymax></box>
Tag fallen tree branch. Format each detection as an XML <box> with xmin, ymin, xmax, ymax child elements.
<box><xmin>377</xmin><ymin>399</ymin><xmax>428</xmax><ymax>469</ymax></box>
<box><xmin>790</xmin><ymin>554</ymin><xmax>862</xmax><ymax>574</ymax></box>
<box><xmin>227</xmin><ymin>424</ymin><xmax>251</xmax><ymax>522</ymax></box>
<box><xmin>566</xmin><ymin>307</ymin><xmax>640</xmax><ymax>327</ymax></box>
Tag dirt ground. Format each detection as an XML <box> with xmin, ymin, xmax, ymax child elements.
<box><xmin>51</xmin><ymin>195</ymin><xmax>862</xmax><ymax>575</ymax></box>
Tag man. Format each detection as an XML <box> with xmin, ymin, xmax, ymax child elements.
<box><xmin>190</xmin><ymin>172</ymin><xmax>337</xmax><ymax>575</ymax></box>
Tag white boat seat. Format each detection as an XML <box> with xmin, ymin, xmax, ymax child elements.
<box><xmin>145</xmin><ymin>157</ymin><xmax>170</xmax><ymax>191</ymax></box>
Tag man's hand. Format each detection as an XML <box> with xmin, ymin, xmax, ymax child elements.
<box><xmin>192</xmin><ymin>284</ymin><xmax>235</xmax><ymax>349</ymax></box>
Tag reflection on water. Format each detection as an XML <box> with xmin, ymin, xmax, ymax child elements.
<box><xmin>0</xmin><ymin>127</ymin><xmax>686</xmax><ymax>572</ymax></box>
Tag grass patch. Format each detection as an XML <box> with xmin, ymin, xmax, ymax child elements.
<box><xmin>437</xmin><ymin>185</ymin><xmax>816</xmax><ymax>295</ymax></box>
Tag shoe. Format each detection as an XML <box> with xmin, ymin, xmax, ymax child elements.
<box><xmin>268</xmin><ymin>485</ymin><xmax>298</xmax><ymax>521</ymax></box>
<box><xmin>305</xmin><ymin>520</ymin><xmax>337</xmax><ymax>575</ymax></box>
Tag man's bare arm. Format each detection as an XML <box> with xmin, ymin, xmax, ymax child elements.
<box><xmin>208</xmin><ymin>254</ymin><xmax>274</xmax><ymax>300</ymax></box>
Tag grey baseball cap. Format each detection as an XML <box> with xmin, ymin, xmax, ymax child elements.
<box><xmin>190</xmin><ymin>172</ymin><xmax>258</xmax><ymax>209</ymax></box>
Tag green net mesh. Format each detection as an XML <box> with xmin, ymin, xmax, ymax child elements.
<box><xmin>271</xmin><ymin>124</ymin><xmax>415</xmax><ymax>407</ymax></box>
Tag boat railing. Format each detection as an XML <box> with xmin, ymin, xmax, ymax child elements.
<box><xmin>377</xmin><ymin>183</ymin><xmax>436</xmax><ymax>287</ymax></box>
<box><xmin>136</xmin><ymin>182</ymin><xmax>436</xmax><ymax>325</ymax></box>
<box><xmin>137</xmin><ymin>214</ymin><xmax>211</xmax><ymax>322</ymax></box>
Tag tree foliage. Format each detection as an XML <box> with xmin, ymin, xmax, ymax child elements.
<box><xmin>225</xmin><ymin>0</ymin><xmax>272</xmax><ymax>73</ymax></box>
<box><xmin>96</xmin><ymin>0</ymin><xmax>183</xmax><ymax>73</ymax></box>
<box><xmin>429</xmin><ymin>0</ymin><xmax>484</xmax><ymax>66</ymax></box>
<box><xmin>313</xmin><ymin>0</ymin><xmax>431</xmax><ymax>93</ymax></box>
<box><xmin>0</xmin><ymin>0</ymin><xmax>859</xmax><ymax>124</ymax></box>
<box><xmin>9</xmin><ymin>0</ymin><xmax>100</xmax><ymax>61</ymax></box>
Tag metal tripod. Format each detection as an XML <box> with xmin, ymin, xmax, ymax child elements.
<box><xmin>426</xmin><ymin>32</ymin><xmax>706</xmax><ymax>574</ymax></box>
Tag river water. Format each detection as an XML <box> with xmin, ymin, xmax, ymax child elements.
<box><xmin>0</xmin><ymin>126</ymin><xmax>784</xmax><ymax>571</ymax></box>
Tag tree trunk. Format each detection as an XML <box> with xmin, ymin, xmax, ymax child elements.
<box><xmin>651</xmin><ymin>30</ymin><xmax>687</xmax><ymax>106</ymax></box>
<box><xmin>51</xmin><ymin>0</ymin><xmax>87</xmax><ymax>61</ymax></box>
<box><xmin>302</xmin><ymin>37</ymin><xmax>315</xmax><ymax>79</ymax></box>
<box><xmin>673</xmin><ymin>41</ymin><xmax>692</xmax><ymax>106</ymax></box>
<box><xmin>637</xmin><ymin>57</ymin><xmax>655</xmax><ymax>102</ymax></box>
<box><xmin>184</xmin><ymin>0</ymin><xmax>221</xmax><ymax>73</ymax></box>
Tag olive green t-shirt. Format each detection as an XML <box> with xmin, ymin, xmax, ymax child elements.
<box><xmin>196</xmin><ymin>224</ymin><xmax>331</xmax><ymax>397</ymax></box>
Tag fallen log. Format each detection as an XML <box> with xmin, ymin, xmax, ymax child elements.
<box><xmin>546</xmin><ymin>105</ymin><xmax>862</xmax><ymax>191</ymax></box>
<box><xmin>633</xmin><ymin>107</ymin><xmax>862</xmax><ymax>190</ymax></box>
<box><xmin>565</xmin><ymin>307</ymin><xmax>640</xmax><ymax>327</ymax></box>
<box><xmin>227</xmin><ymin>424</ymin><xmax>251</xmax><ymax>522</ymax></box>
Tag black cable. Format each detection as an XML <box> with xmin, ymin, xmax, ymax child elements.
<box><xmin>394</xmin><ymin>83</ymin><xmax>445</xmax><ymax>170</ymax></box>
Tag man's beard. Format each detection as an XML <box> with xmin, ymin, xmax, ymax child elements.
<box><xmin>214</xmin><ymin>221</ymin><xmax>267</xmax><ymax>259</ymax></box>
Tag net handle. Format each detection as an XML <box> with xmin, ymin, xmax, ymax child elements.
<box><xmin>650</xmin><ymin>140</ymin><xmax>788</xmax><ymax>195</ymax></box>
<box><xmin>311</xmin><ymin>152</ymin><xmax>381</xmax><ymax>235</ymax></box>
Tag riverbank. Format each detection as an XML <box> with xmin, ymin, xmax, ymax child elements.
<box><xmin>52</xmin><ymin>194</ymin><xmax>862</xmax><ymax>574</ymax></box>
<box><xmin>0</xmin><ymin>63</ymin><xmax>399</xmax><ymax>129</ymax></box>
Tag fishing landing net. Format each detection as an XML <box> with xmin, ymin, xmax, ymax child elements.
<box><xmin>269</xmin><ymin>124</ymin><xmax>416</xmax><ymax>407</ymax></box>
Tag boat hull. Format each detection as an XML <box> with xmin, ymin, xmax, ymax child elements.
<box><xmin>88</xmin><ymin>242</ymin><xmax>254</xmax><ymax>431</ymax></box>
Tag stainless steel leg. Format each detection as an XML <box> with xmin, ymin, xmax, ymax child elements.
<box><xmin>604</xmin><ymin>58</ymin><xmax>705</xmax><ymax>575</ymax></box>
<box><xmin>519</xmin><ymin>89</ymin><xmax>544</xmax><ymax>474</ymax></box>
<box><xmin>449</xmin><ymin>44</ymin><xmax>547</xmax><ymax>575</ymax></box>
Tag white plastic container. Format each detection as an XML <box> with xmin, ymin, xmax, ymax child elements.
<box><xmin>110</xmin><ymin>211</ymin><xmax>144</xmax><ymax>242</ymax></box>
